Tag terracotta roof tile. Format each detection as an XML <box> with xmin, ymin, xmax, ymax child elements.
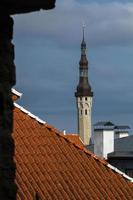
<box><xmin>11</xmin><ymin>103</ymin><xmax>133</xmax><ymax>200</ymax></box>
<box><xmin>63</xmin><ymin>134</ymin><xmax>84</xmax><ymax>147</ymax></box>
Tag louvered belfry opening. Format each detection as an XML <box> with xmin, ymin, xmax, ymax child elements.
<box><xmin>0</xmin><ymin>1</ymin><xmax>55</xmax><ymax>200</ymax></box>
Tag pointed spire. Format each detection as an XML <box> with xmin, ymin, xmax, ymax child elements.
<box><xmin>75</xmin><ymin>26</ymin><xmax>93</xmax><ymax>97</ymax></box>
<box><xmin>80</xmin><ymin>24</ymin><xmax>88</xmax><ymax>66</ymax></box>
<box><xmin>81</xmin><ymin>23</ymin><xmax>86</xmax><ymax>51</ymax></box>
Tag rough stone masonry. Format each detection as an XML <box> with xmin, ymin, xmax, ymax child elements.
<box><xmin>0</xmin><ymin>15</ymin><xmax>17</xmax><ymax>200</ymax></box>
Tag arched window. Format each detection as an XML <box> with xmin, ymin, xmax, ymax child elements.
<box><xmin>85</xmin><ymin>109</ymin><xmax>87</xmax><ymax>115</ymax></box>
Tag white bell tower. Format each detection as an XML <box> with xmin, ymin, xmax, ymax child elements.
<box><xmin>75</xmin><ymin>27</ymin><xmax>93</xmax><ymax>145</ymax></box>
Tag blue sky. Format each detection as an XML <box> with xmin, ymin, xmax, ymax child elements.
<box><xmin>13</xmin><ymin>0</ymin><xmax>133</xmax><ymax>133</ymax></box>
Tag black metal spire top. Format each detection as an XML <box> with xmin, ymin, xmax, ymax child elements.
<box><xmin>83</xmin><ymin>24</ymin><xmax>85</xmax><ymax>41</ymax></box>
<box><xmin>81</xmin><ymin>24</ymin><xmax>86</xmax><ymax>52</ymax></box>
<box><xmin>75</xmin><ymin>26</ymin><xmax>93</xmax><ymax>97</ymax></box>
<box><xmin>80</xmin><ymin>25</ymin><xmax>88</xmax><ymax>66</ymax></box>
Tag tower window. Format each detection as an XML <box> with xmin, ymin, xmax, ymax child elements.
<box><xmin>85</xmin><ymin>109</ymin><xmax>87</xmax><ymax>115</ymax></box>
<box><xmin>85</xmin><ymin>97</ymin><xmax>87</xmax><ymax>101</ymax></box>
<box><xmin>81</xmin><ymin>110</ymin><xmax>82</xmax><ymax>115</ymax></box>
<box><xmin>80</xmin><ymin>97</ymin><xmax>82</xmax><ymax>101</ymax></box>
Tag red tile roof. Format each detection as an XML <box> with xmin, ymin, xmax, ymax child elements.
<box><xmin>63</xmin><ymin>134</ymin><xmax>84</xmax><ymax>147</ymax></box>
<box><xmin>11</xmin><ymin>88</ymin><xmax>133</xmax><ymax>199</ymax></box>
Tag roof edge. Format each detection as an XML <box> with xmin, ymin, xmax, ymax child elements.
<box><xmin>12</xmin><ymin>88</ymin><xmax>23</xmax><ymax>98</ymax></box>
<box><xmin>14</xmin><ymin>102</ymin><xmax>46</xmax><ymax>125</ymax></box>
<box><xmin>61</xmin><ymin>135</ymin><xmax>133</xmax><ymax>183</ymax></box>
<box><xmin>13</xmin><ymin>102</ymin><xmax>133</xmax><ymax>183</ymax></box>
<box><xmin>107</xmin><ymin>164</ymin><xmax>133</xmax><ymax>182</ymax></box>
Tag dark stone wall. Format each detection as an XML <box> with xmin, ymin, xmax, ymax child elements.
<box><xmin>0</xmin><ymin>15</ymin><xmax>17</xmax><ymax>200</ymax></box>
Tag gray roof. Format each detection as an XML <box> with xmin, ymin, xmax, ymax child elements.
<box><xmin>94</xmin><ymin>121</ymin><xmax>130</xmax><ymax>132</ymax></box>
<box><xmin>94</xmin><ymin>121</ymin><xmax>115</xmax><ymax>126</ymax></box>
<box><xmin>114</xmin><ymin>126</ymin><xmax>130</xmax><ymax>130</ymax></box>
<box><xmin>94</xmin><ymin>121</ymin><xmax>115</xmax><ymax>131</ymax></box>
<box><xmin>114</xmin><ymin>135</ymin><xmax>133</xmax><ymax>152</ymax></box>
<box><xmin>108</xmin><ymin>151</ymin><xmax>133</xmax><ymax>158</ymax></box>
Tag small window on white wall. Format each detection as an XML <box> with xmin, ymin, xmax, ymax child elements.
<box><xmin>85</xmin><ymin>97</ymin><xmax>87</xmax><ymax>101</ymax></box>
<box><xmin>81</xmin><ymin>110</ymin><xmax>82</xmax><ymax>115</ymax></box>
<box><xmin>85</xmin><ymin>109</ymin><xmax>87</xmax><ymax>115</ymax></box>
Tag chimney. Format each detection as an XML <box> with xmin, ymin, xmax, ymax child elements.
<box><xmin>94</xmin><ymin>122</ymin><xmax>115</xmax><ymax>159</ymax></box>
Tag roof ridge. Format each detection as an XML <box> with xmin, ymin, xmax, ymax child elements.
<box><xmin>14</xmin><ymin>102</ymin><xmax>46</xmax><ymax>125</ymax></box>
<box><xmin>60</xmin><ymin>134</ymin><xmax>107</xmax><ymax>163</ymax></box>
<box><xmin>14</xmin><ymin>102</ymin><xmax>133</xmax><ymax>183</ymax></box>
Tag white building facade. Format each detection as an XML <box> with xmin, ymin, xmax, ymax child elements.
<box><xmin>93</xmin><ymin>122</ymin><xmax>130</xmax><ymax>159</ymax></box>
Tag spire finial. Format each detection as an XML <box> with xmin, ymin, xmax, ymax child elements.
<box><xmin>81</xmin><ymin>22</ymin><xmax>86</xmax><ymax>53</ymax></box>
<box><xmin>82</xmin><ymin>22</ymin><xmax>85</xmax><ymax>42</ymax></box>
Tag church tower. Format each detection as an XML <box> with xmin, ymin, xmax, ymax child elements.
<box><xmin>75</xmin><ymin>27</ymin><xmax>93</xmax><ymax>145</ymax></box>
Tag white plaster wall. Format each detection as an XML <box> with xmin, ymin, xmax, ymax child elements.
<box><xmin>94</xmin><ymin>130</ymin><xmax>114</xmax><ymax>159</ymax></box>
<box><xmin>114</xmin><ymin>132</ymin><xmax>129</xmax><ymax>139</ymax></box>
<box><xmin>94</xmin><ymin>131</ymin><xmax>103</xmax><ymax>158</ymax></box>
<box><xmin>77</xmin><ymin>96</ymin><xmax>92</xmax><ymax>145</ymax></box>
<box><xmin>103</xmin><ymin>130</ymin><xmax>114</xmax><ymax>159</ymax></box>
